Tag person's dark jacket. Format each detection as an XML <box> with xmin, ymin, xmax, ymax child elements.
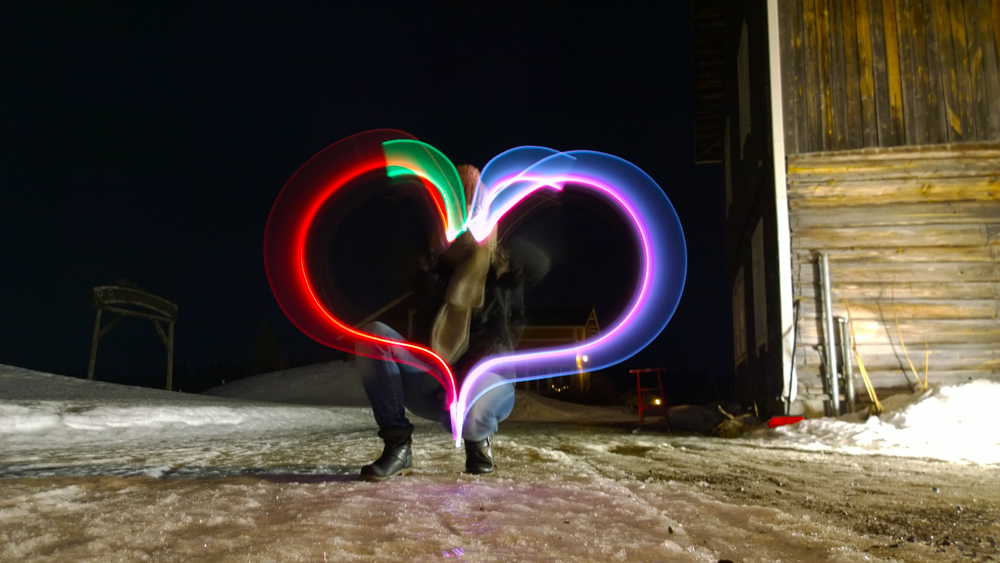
<box><xmin>453</xmin><ymin>262</ymin><xmax>525</xmax><ymax>377</ymax></box>
<box><xmin>411</xmin><ymin>237</ymin><xmax>547</xmax><ymax>381</ymax></box>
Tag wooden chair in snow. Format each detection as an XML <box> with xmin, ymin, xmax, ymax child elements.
<box><xmin>87</xmin><ymin>285</ymin><xmax>178</xmax><ymax>390</ymax></box>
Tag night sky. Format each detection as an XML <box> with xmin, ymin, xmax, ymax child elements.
<box><xmin>1</xmin><ymin>3</ymin><xmax>730</xmax><ymax>393</ymax></box>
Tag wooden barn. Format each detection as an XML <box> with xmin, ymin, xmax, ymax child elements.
<box><xmin>694</xmin><ymin>0</ymin><xmax>1000</xmax><ymax>417</ymax></box>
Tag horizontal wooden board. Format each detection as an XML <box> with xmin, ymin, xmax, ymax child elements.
<box><xmin>796</xmin><ymin>298</ymin><xmax>999</xmax><ymax>320</ymax></box>
<box><xmin>796</xmin><ymin>318</ymin><xmax>1000</xmax><ymax>345</ymax></box>
<box><xmin>787</xmin><ymin>176</ymin><xmax>1000</xmax><ymax>206</ymax></box>
<box><xmin>792</xmin><ymin>245</ymin><xmax>998</xmax><ymax>263</ymax></box>
<box><xmin>787</xmin><ymin>142</ymin><xmax>1000</xmax><ymax>162</ymax></box>
<box><xmin>794</xmin><ymin>361</ymin><xmax>999</xmax><ymax>381</ymax></box>
<box><xmin>795</xmin><ymin>332</ymin><xmax>996</xmax><ymax>352</ymax></box>
<box><xmin>794</xmin><ymin>368</ymin><xmax>998</xmax><ymax>390</ymax></box>
<box><xmin>794</xmin><ymin>281</ymin><xmax>1000</xmax><ymax>299</ymax></box>
<box><xmin>792</xmin><ymin>224</ymin><xmax>988</xmax><ymax>248</ymax></box>
<box><xmin>794</xmin><ymin>261</ymin><xmax>1000</xmax><ymax>283</ymax></box>
<box><xmin>787</xmin><ymin>158</ymin><xmax>1000</xmax><ymax>181</ymax></box>
<box><xmin>797</xmin><ymin>341</ymin><xmax>999</xmax><ymax>357</ymax></box>
<box><xmin>790</xmin><ymin>201</ymin><xmax>1000</xmax><ymax>228</ymax></box>
<box><xmin>866</xmin><ymin>370</ymin><xmax>998</xmax><ymax>388</ymax></box>
<box><xmin>795</xmin><ymin>343</ymin><xmax>999</xmax><ymax>370</ymax></box>
<box><xmin>795</xmin><ymin>364</ymin><xmax>999</xmax><ymax>384</ymax></box>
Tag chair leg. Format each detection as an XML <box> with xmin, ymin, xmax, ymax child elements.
<box><xmin>87</xmin><ymin>309</ymin><xmax>102</xmax><ymax>380</ymax></box>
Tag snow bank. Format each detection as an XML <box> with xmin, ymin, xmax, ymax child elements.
<box><xmin>5</xmin><ymin>364</ymin><xmax>999</xmax><ymax>465</ymax></box>
<box><xmin>203</xmin><ymin>360</ymin><xmax>370</xmax><ymax>406</ymax></box>
<box><xmin>202</xmin><ymin>361</ymin><xmax>638</xmax><ymax>423</ymax></box>
<box><xmin>506</xmin><ymin>391</ymin><xmax>635</xmax><ymax>423</ymax></box>
<box><xmin>0</xmin><ymin>401</ymin><xmax>373</xmax><ymax>437</ymax></box>
<box><xmin>1</xmin><ymin>364</ymin><xmax>222</xmax><ymax>402</ymax></box>
<box><xmin>749</xmin><ymin>380</ymin><xmax>1000</xmax><ymax>464</ymax></box>
<box><xmin>0</xmin><ymin>364</ymin><xmax>380</xmax><ymax>451</ymax></box>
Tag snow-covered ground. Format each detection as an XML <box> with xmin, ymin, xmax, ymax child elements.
<box><xmin>201</xmin><ymin>360</ymin><xmax>1000</xmax><ymax>465</ymax></box>
<box><xmin>750</xmin><ymin>381</ymin><xmax>1000</xmax><ymax>465</ymax></box>
<box><xmin>2</xmin><ymin>363</ymin><xmax>998</xmax><ymax>562</ymax></box>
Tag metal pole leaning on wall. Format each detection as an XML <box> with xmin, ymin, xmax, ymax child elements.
<box><xmin>819</xmin><ymin>253</ymin><xmax>840</xmax><ymax>415</ymax></box>
<box><xmin>837</xmin><ymin>317</ymin><xmax>855</xmax><ymax>413</ymax></box>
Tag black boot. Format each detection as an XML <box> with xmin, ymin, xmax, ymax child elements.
<box><xmin>464</xmin><ymin>435</ymin><xmax>495</xmax><ymax>474</ymax></box>
<box><xmin>360</xmin><ymin>426</ymin><xmax>413</xmax><ymax>481</ymax></box>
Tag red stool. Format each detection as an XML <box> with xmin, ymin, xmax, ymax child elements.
<box><xmin>629</xmin><ymin>368</ymin><xmax>669</xmax><ymax>427</ymax></box>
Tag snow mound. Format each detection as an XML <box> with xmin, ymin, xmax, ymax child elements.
<box><xmin>0</xmin><ymin>401</ymin><xmax>373</xmax><ymax>437</ymax></box>
<box><xmin>1</xmin><ymin>364</ymin><xmax>224</xmax><ymax>403</ymax></box>
<box><xmin>203</xmin><ymin>361</ymin><xmax>638</xmax><ymax>423</ymax></box>
<box><xmin>751</xmin><ymin>380</ymin><xmax>1000</xmax><ymax>464</ymax></box>
<box><xmin>203</xmin><ymin>360</ymin><xmax>369</xmax><ymax>406</ymax></box>
<box><xmin>0</xmin><ymin>365</ymin><xmax>379</xmax><ymax>448</ymax></box>
<box><xmin>507</xmin><ymin>391</ymin><xmax>635</xmax><ymax>423</ymax></box>
<box><xmin>6</xmin><ymin>363</ymin><xmax>999</xmax><ymax>465</ymax></box>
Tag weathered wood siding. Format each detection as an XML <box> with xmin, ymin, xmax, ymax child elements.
<box><xmin>788</xmin><ymin>142</ymin><xmax>1000</xmax><ymax>397</ymax></box>
<box><xmin>779</xmin><ymin>0</ymin><xmax>1000</xmax><ymax>154</ymax></box>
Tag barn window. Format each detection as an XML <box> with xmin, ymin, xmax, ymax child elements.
<box><xmin>751</xmin><ymin>218</ymin><xmax>767</xmax><ymax>354</ymax></box>
<box><xmin>732</xmin><ymin>266</ymin><xmax>747</xmax><ymax>366</ymax></box>
<box><xmin>738</xmin><ymin>20</ymin><xmax>750</xmax><ymax>160</ymax></box>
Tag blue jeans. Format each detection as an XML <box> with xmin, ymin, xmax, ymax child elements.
<box><xmin>355</xmin><ymin>322</ymin><xmax>515</xmax><ymax>442</ymax></box>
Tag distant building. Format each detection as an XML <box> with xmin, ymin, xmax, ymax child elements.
<box><xmin>517</xmin><ymin>307</ymin><xmax>601</xmax><ymax>395</ymax></box>
<box><xmin>694</xmin><ymin>0</ymin><xmax>1000</xmax><ymax>417</ymax></box>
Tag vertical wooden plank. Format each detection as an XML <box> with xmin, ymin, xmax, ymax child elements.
<box><xmin>975</xmin><ymin>0</ymin><xmax>1000</xmax><ymax>138</ymax></box>
<box><xmin>894</xmin><ymin>0</ymin><xmax>921</xmax><ymax>144</ymax></box>
<box><xmin>871</xmin><ymin>0</ymin><xmax>902</xmax><ymax>145</ymax></box>
<box><xmin>994</xmin><ymin>0</ymin><xmax>1000</xmax><ymax>139</ymax></box>
<box><xmin>793</xmin><ymin>0</ymin><xmax>811</xmax><ymax>150</ymax></box>
<box><xmin>908</xmin><ymin>0</ymin><xmax>934</xmax><ymax>144</ymax></box>
<box><xmin>830</xmin><ymin>0</ymin><xmax>850</xmax><ymax>149</ymax></box>
<box><xmin>966</xmin><ymin>0</ymin><xmax>990</xmax><ymax>140</ymax></box>
<box><xmin>842</xmin><ymin>0</ymin><xmax>864</xmax><ymax>149</ymax></box>
<box><xmin>934</xmin><ymin>0</ymin><xmax>966</xmax><ymax>140</ymax></box>
<box><xmin>951</xmin><ymin>0</ymin><xmax>978</xmax><ymax>139</ymax></box>
<box><xmin>817</xmin><ymin>0</ymin><xmax>836</xmax><ymax>149</ymax></box>
<box><xmin>995</xmin><ymin>0</ymin><xmax>1000</xmax><ymax>67</ymax></box>
<box><xmin>920</xmin><ymin>0</ymin><xmax>949</xmax><ymax>144</ymax></box>
<box><xmin>803</xmin><ymin>0</ymin><xmax>825</xmax><ymax>151</ymax></box>
<box><xmin>780</xmin><ymin>0</ymin><xmax>803</xmax><ymax>154</ymax></box>
<box><xmin>856</xmin><ymin>0</ymin><xmax>880</xmax><ymax>145</ymax></box>
<box><xmin>779</xmin><ymin>0</ymin><xmax>798</xmax><ymax>154</ymax></box>
<box><xmin>882</xmin><ymin>0</ymin><xmax>907</xmax><ymax>144</ymax></box>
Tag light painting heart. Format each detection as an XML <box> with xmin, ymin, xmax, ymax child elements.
<box><xmin>264</xmin><ymin>130</ymin><xmax>686</xmax><ymax>445</ymax></box>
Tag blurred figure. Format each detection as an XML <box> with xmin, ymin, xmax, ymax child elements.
<box><xmin>355</xmin><ymin>165</ymin><xmax>548</xmax><ymax>480</ymax></box>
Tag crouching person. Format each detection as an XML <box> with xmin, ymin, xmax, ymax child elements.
<box><xmin>354</xmin><ymin>165</ymin><xmax>547</xmax><ymax>480</ymax></box>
